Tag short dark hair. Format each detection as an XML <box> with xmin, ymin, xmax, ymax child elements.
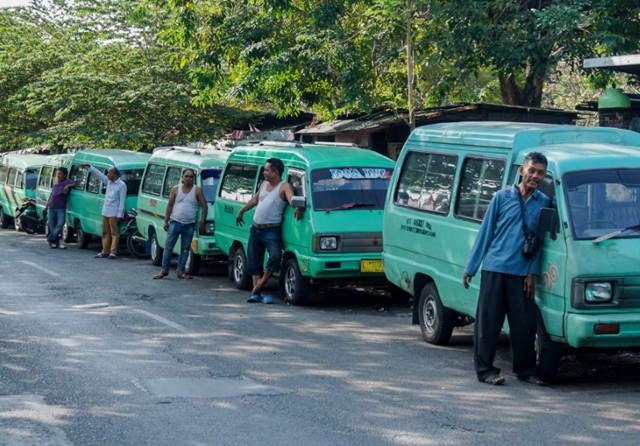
<box><xmin>58</xmin><ymin>167</ymin><xmax>68</xmax><ymax>177</ymax></box>
<box><xmin>109</xmin><ymin>166</ymin><xmax>120</xmax><ymax>177</ymax></box>
<box><xmin>525</xmin><ymin>151</ymin><xmax>548</xmax><ymax>166</ymax></box>
<box><xmin>183</xmin><ymin>168</ymin><xmax>196</xmax><ymax>177</ymax></box>
<box><xmin>266</xmin><ymin>158</ymin><xmax>284</xmax><ymax>176</ymax></box>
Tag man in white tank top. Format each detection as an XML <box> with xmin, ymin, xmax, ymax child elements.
<box><xmin>236</xmin><ymin>158</ymin><xmax>303</xmax><ymax>303</ymax></box>
<box><xmin>154</xmin><ymin>168</ymin><xmax>208</xmax><ymax>279</ymax></box>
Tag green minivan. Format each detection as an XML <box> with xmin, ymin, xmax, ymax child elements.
<box><xmin>215</xmin><ymin>141</ymin><xmax>395</xmax><ymax>304</ymax></box>
<box><xmin>67</xmin><ymin>149</ymin><xmax>150</xmax><ymax>248</ymax></box>
<box><xmin>0</xmin><ymin>153</ymin><xmax>47</xmax><ymax>229</ymax></box>
<box><xmin>383</xmin><ymin>121</ymin><xmax>640</xmax><ymax>381</ymax></box>
<box><xmin>136</xmin><ymin>146</ymin><xmax>230</xmax><ymax>275</ymax></box>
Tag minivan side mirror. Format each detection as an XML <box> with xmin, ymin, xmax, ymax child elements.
<box><xmin>291</xmin><ymin>195</ymin><xmax>306</xmax><ymax>209</ymax></box>
<box><xmin>537</xmin><ymin>207</ymin><xmax>558</xmax><ymax>240</ymax></box>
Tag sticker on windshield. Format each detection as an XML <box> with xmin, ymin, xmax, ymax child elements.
<box><xmin>329</xmin><ymin>168</ymin><xmax>391</xmax><ymax>180</ymax></box>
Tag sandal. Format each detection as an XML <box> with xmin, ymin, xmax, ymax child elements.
<box><xmin>518</xmin><ymin>375</ymin><xmax>547</xmax><ymax>386</ymax></box>
<box><xmin>153</xmin><ymin>271</ymin><xmax>169</xmax><ymax>280</ymax></box>
<box><xmin>176</xmin><ymin>272</ymin><xmax>193</xmax><ymax>280</ymax></box>
<box><xmin>482</xmin><ymin>374</ymin><xmax>505</xmax><ymax>385</ymax></box>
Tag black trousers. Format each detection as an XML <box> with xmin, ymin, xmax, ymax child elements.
<box><xmin>474</xmin><ymin>270</ymin><xmax>537</xmax><ymax>381</ymax></box>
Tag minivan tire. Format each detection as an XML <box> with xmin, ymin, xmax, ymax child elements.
<box><xmin>418</xmin><ymin>283</ymin><xmax>455</xmax><ymax>345</ymax></box>
<box><xmin>150</xmin><ymin>233</ymin><xmax>163</xmax><ymax>266</ymax></box>
<box><xmin>185</xmin><ymin>250</ymin><xmax>201</xmax><ymax>276</ymax></box>
<box><xmin>75</xmin><ymin>222</ymin><xmax>91</xmax><ymax>249</ymax></box>
<box><xmin>280</xmin><ymin>258</ymin><xmax>310</xmax><ymax>305</ymax></box>
<box><xmin>0</xmin><ymin>207</ymin><xmax>9</xmax><ymax>229</ymax></box>
<box><xmin>231</xmin><ymin>246</ymin><xmax>251</xmax><ymax>290</ymax></box>
<box><xmin>62</xmin><ymin>224</ymin><xmax>74</xmax><ymax>243</ymax></box>
<box><xmin>536</xmin><ymin>310</ymin><xmax>562</xmax><ymax>383</ymax></box>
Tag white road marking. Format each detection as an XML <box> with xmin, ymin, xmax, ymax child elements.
<box><xmin>132</xmin><ymin>309</ymin><xmax>191</xmax><ymax>334</ymax></box>
<box><xmin>17</xmin><ymin>260</ymin><xmax>60</xmax><ymax>277</ymax></box>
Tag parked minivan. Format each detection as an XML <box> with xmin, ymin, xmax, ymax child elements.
<box><xmin>35</xmin><ymin>153</ymin><xmax>74</xmax><ymax>234</ymax></box>
<box><xmin>136</xmin><ymin>146</ymin><xmax>230</xmax><ymax>275</ymax></box>
<box><xmin>0</xmin><ymin>153</ymin><xmax>47</xmax><ymax>229</ymax></box>
<box><xmin>215</xmin><ymin>141</ymin><xmax>395</xmax><ymax>304</ymax></box>
<box><xmin>383</xmin><ymin>121</ymin><xmax>640</xmax><ymax>381</ymax></box>
<box><xmin>67</xmin><ymin>149</ymin><xmax>150</xmax><ymax>248</ymax></box>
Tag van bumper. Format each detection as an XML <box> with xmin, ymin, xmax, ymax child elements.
<box><xmin>191</xmin><ymin>236</ymin><xmax>225</xmax><ymax>257</ymax></box>
<box><xmin>300</xmin><ymin>254</ymin><xmax>386</xmax><ymax>279</ymax></box>
<box><xmin>566</xmin><ymin>312</ymin><xmax>640</xmax><ymax>348</ymax></box>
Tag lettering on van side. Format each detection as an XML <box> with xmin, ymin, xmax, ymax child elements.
<box><xmin>542</xmin><ymin>261</ymin><xmax>558</xmax><ymax>292</ymax></box>
<box><xmin>400</xmin><ymin>217</ymin><xmax>435</xmax><ymax>237</ymax></box>
<box><xmin>329</xmin><ymin>168</ymin><xmax>391</xmax><ymax>180</ymax></box>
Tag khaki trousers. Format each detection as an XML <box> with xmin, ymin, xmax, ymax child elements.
<box><xmin>101</xmin><ymin>216</ymin><xmax>120</xmax><ymax>255</ymax></box>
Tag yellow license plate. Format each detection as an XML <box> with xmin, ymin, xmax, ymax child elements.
<box><xmin>360</xmin><ymin>259</ymin><xmax>384</xmax><ymax>273</ymax></box>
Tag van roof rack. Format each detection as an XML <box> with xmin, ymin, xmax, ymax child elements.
<box><xmin>313</xmin><ymin>142</ymin><xmax>359</xmax><ymax>148</ymax></box>
<box><xmin>248</xmin><ymin>140</ymin><xmax>303</xmax><ymax>149</ymax></box>
<box><xmin>152</xmin><ymin>146</ymin><xmax>202</xmax><ymax>155</ymax></box>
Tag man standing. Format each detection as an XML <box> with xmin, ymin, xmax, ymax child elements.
<box><xmin>81</xmin><ymin>164</ymin><xmax>127</xmax><ymax>259</ymax></box>
<box><xmin>236</xmin><ymin>158</ymin><xmax>302</xmax><ymax>304</ymax></box>
<box><xmin>44</xmin><ymin>167</ymin><xmax>75</xmax><ymax>249</ymax></box>
<box><xmin>462</xmin><ymin>152</ymin><xmax>550</xmax><ymax>386</ymax></box>
<box><xmin>153</xmin><ymin>168</ymin><xmax>208</xmax><ymax>280</ymax></box>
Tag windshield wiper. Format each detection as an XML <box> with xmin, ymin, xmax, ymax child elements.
<box><xmin>325</xmin><ymin>202</ymin><xmax>374</xmax><ymax>213</ymax></box>
<box><xmin>593</xmin><ymin>223</ymin><xmax>640</xmax><ymax>244</ymax></box>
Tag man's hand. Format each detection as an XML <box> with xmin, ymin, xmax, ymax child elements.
<box><xmin>294</xmin><ymin>207</ymin><xmax>304</xmax><ymax>221</ymax></box>
<box><xmin>463</xmin><ymin>273</ymin><xmax>472</xmax><ymax>289</ymax></box>
<box><xmin>199</xmin><ymin>221</ymin><xmax>205</xmax><ymax>235</ymax></box>
<box><xmin>163</xmin><ymin>221</ymin><xmax>169</xmax><ymax>231</ymax></box>
<box><xmin>236</xmin><ymin>211</ymin><xmax>245</xmax><ymax>226</ymax></box>
<box><xmin>523</xmin><ymin>273</ymin><xmax>535</xmax><ymax>299</ymax></box>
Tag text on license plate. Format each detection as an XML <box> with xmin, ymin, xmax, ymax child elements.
<box><xmin>360</xmin><ymin>259</ymin><xmax>384</xmax><ymax>273</ymax></box>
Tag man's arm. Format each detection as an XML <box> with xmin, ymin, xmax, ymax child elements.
<box><xmin>83</xmin><ymin>165</ymin><xmax>108</xmax><ymax>184</ymax></box>
<box><xmin>117</xmin><ymin>182</ymin><xmax>127</xmax><ymax>219</ymax></box>
<box><xmin>195</xmin><ymin>187</ymin><xmax>208</xmax><ymax>233</ymax></box>
<box><xmin>280</xmin><ymin>182</ymin><xmax>304</xmax><ymax>221</ymax></box>
<box><xmin>236</xmin><ymin>183</ymin><xmax>261</xmax><ymax>226</ymax></box>
<box><xmin>63</xmin><ymin>181</ymin><xmax>76</xmax><ymax>194</ymax></box>
<box><xmin>462</xmin><ymin>193</ymin><xmax>501</xmax><ymax>287</ymax></box>
<box><xmin>164</xmin><ymin>186</ymin><xmax>178</xmax><ymax>231</ymax></box>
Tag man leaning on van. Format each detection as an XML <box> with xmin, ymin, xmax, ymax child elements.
<box><xmin>80</xmin><ymin>164</ymin><xmax>127</xmax><ymax>259</ymax></box>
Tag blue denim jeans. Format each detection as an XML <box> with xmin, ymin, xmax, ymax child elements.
<box><xmin>247</xmin><ymin>225</ymin><xmax>282</xmax><ymax>276</ymax></box>
<box><xmin>161</xmin><ymin>221</ymin><xmax>195</xmax><ymax>273</ymax></box>
<box><xmin>46</xmin><ymin>208</ymin><xmax>66</xmax><ymax>246</ymax></box>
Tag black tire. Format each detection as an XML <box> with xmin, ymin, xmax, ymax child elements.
<box><xmin>536</xmin><ymin>311</ymin><xmax>562</xmax><ymax>383</ymax></box>
<box><xmin>0</xmin><ymin>207</ymin><xmax>9</xmax><ymax>229</ymax></box>
<box><xmin>279</xmin><ymin>258</ymin><xmax>310</xmax><ymax>305</ymax></box>
<box><xmin>44</xmin><ymin>214</ymin><xmax>50</xmax><ymax>237</ymax></box>
<box><xmin>76</xmin><ymin>221</ymin><xmax>91</xmax><ymax>249</ymax></box>
<box><xmin>231</xmin><ymin>246</ymin><xmax>251</xmax><ymax>290</ymax></box>
<box><xmin>150</xmin><ymin>233</ymin><xmax>163</xmax><ymax>266</ymax></box>
<box><xmin>14</xmin><ymin>214</ymin><xmax>22</xmax><ymax>232</ymax></box>
<box><xmin>126</xmin><ymin>231</ymin><xmax>149</xmax><ymax>259</ymax></box>
<box><xmin>417</xmin><ymin>283</ymin><xmax>455</xmax><ymax>345</ymax></box>
<box><xmin>23</xmin><ymin>219</ymin><xmax>37</xmax><ymax>235</ymax></box>
<box><xmin>62</xmin><ymin>223</ymin><xmax>74</xmax><ymax>243</ymax></box>
<box><xmin>185</xmin><ymin>250</ymin><xmax>201</xmax><ymax>276</ymax></box>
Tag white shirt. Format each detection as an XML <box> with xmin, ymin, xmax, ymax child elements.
<box><xmin>88</xmin><ymin>166</ymin><xmax>127</xmax><ymax>218</ymax></box>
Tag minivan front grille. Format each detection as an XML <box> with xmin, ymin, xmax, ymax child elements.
<box><xmin>312</xmin><ymin>232</ymin><xmax>383</xmax><ymax>253</ymax></box>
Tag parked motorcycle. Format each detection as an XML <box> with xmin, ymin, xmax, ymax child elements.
<box><xmin>121</xmin><ymin>208</ymin><xmax>149</xmax><ymax>259</ymax></box>
<box><xmin>15</xmin><ymin>198</ymin><xmax>45</xmax><ymax>235</ymax></box>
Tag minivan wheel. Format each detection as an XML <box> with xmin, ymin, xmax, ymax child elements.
<box><xmin>280</xmin><ymin>258</ymin><xmax>310</xmax><ymax>305</ymax></box>
<box><xmin>150</xmin><ymin>233</ymin><xmax>163</xmax><ymax>266</ymax></box>
<box><xmin>185</xmin><ymin>250</ymin><xmax>201</xmax><ymax>276</ymax></box>
<box><xmin>535</xmin><ymin>311</ymin><xmax>562</xmax><ymax>383</ymax></box>
<box><xmin>75</xmin><ymin>222</ymin><xmax>91</xmax><ymax>249</ymax></box>
<box><xmin>62</xmin><ymin>223</ymin><xmax>74</xmax><ymax>243</ymax></box>
<box><xmin>0</xmin><ymin>207</ymin><xmax>9</xmax><ymax>229</ymax></box>
<box><xmin>231</xmin><ymin>246</ymin><xmax>251</xmax><ymax>290</ymax></box>
<box><xmin>418</xmin><ymin>283</ymin><xmax>455</xmax><ymax>345</ymax></box>
<box><xmin>14</xmin><ymin>214</ymin><xmax>22</xmax><ymax>232</ymax></box>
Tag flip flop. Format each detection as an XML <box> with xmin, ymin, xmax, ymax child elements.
<box><xmin>247</xmin><ymin>294</ymin><xmax>261</xmax><ymax>303</ymax></box>
<box><xmin>262</xmin><ymin>295</ymin><xmax>275</xmax><ymax>304</ymax></box>
<box><xmin>153</xmin><ymin>271</ymin><xmax>169</xmax><ymax>280</ymax></box>
<box><xmin>518</xmin><ymin>375</ymin><xmax>547</xmax><ymax>386</ymax></box>
<box><xmin>177</xmin><ymin>272</ymin><xmax>193</xmax><ymax>279</ymax></box>
<box><xmin>481</xmin><ymin>374</ymin><xmax>505</xmax><ymax>385</ymax></box>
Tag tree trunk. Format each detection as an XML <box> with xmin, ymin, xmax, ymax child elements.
<box><xmin>498</xmin><ymin>66</ymin><xmax>545</xmax><ymax>107</ymax></box>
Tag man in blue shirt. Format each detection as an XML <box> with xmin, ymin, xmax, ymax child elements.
<box><xmin>463</xmin><ymin>152</ymin><xmax>550</xmax><ymax>386</ymax></box>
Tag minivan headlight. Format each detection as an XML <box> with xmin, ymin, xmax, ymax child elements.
<box><xmin>320</xmin><ymin>236</ymin><xmax>338</xmax><ymax>250</ymax></box>
<box><xmin>585</xmin><ymin>282</ymin><xmax>612</xmax><ymax>303</ymax></box>
<box><xmin>202</xmin><ymin>221</ymin><xmax>215</xmax><ymax>235</ymax></box>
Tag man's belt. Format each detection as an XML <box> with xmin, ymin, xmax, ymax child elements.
<box><xmin>253</xmin><ymin>222</ymin><xmax>281</xmax><ymax>229</ymax></box>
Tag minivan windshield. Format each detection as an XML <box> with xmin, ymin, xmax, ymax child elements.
<box><xmin>201</xmin><ymin>168</ymin><xmax>222</xmax><ymax>203</ymax></box>
<box><xmin>565</xmin><ymin>168</ymin><xmax>640</xmax><ymax>239</ymax></box>
<box><xmin>311</xmin><ymin>167</ymin><xmax>392</xmax><ymax>211</ymax></box>
<box><xmin>120</xmin><ymin>169</ymin><xmax>144</xmax><ymax>196</ymax></box>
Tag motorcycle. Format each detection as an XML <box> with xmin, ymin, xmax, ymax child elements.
<box><xmin>121</xmin><ymin>208</ymin><xmax>149</xmax><ymax>259</ymax></box>
<box><xmin>15</xmin><ymin>198</ymin><xmax>45</xmax><ymax>235</ymax></box>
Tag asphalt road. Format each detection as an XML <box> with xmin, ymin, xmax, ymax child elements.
<box><xmin>1</xmin><ymin>230</ymin><xmax>639</xmax><ymax>446</ymax></box>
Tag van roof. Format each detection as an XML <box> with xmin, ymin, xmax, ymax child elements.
<box><xmin>1</xmin><ymin>153</ymin><xmax>49</xmax><ymax>169</ymax></box>
<box><xmin>150</xmin><ymin>146</ymin><xmax>229</xmax><ymax>168</ymax></box>
<box><xmin>229</xmin><ymin>143</ymin><xmax>395</xmax><ymax>169</ymax></box>
<box><xmin>73</xmin><ymin>149</ymin><xmax>150</xmax><ymax>169</ymax></box>
<box><xmin>43</xmin><ymin>153</ymin><xmax>74</xmax><ymax>167</ymax></box>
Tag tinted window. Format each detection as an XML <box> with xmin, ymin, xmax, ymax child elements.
<box><xmin>25</xmin><ymin>169</ymin><xmax>38</xmax><ymax>190</ymax></box>
<box><xmin>70</xmin><ymin>165</ymin><xmax>89</xmax><ymax>191</ymax></box>
<box><xmin>394</xmin><ymin>151</ymin><xmax>457</xmax><ymax>215</ymax></box>
<box><xmin>142</xmin><ymin>164</ymin><xmax>165</xmax><ymax>195</ymax></box>
<box><xmin>121</xmin><ymin>169</ymin><xmax>144</xmax><ymax>196</ymax></box>
<box><xmin>87</xmin><ymin>170</ymin><xmax>103</xmax><ymax>194</ymax></box>
<box><xmin>15</xmin><ymin>170</ymin><xmax>24</xmax><ymax>190</ymax></box>
<box><xmin>220</xmin><ymin>163</ymin><xmax>258</xmax><ymax>203</ymax></box>
<box><xmin>39</xmin><ymin>166</ymin><xmax>54</xmax><ymax>188</ymax></box>
<box><xmin>7</xmin><ymin>168</ymin><xmax>18</xmax><ymax>188</ymax></box>
<box><xmin>201</xmin><ymin>168</ymin><xmax>221</xmax><ymax>203</ymax></box>
<box><xmin>163</xmin><ymin>167</ymin><xmax>182</xmax><ymax>198</ymax></box>
<box><xmin>455</xmin><ymin>157</ymin><xmax>505</xmax><ymax>222</ymax></box>
<box><xmin>311</xmin><ymin>167</ymin><xmax>392</xmax><ymax>211</ymax></box>
<box><xmin>0</xmin><ymin>165</ymin><xmax>8</xmax><ymax>183</ymax></box>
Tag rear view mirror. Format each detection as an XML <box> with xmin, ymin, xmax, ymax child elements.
<box><xmin>537</xmin><ymin>207</ymin><xmax>558</xmax><ymax>239</ymax></box>
<box><xmin>291</xmin><ymin>195</ymin><xmax>306</xmax><ymax>209</ymax></box>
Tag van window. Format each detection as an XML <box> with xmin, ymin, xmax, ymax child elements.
<box><xmin>220</xmin><ymin>163</ymin><xmax>259</xmax><ymax>203</ymax></box>
<box><xmin>455</xmin><ymin>157</ymin><xmax>505</xmax><ymax>222</ymax></box>
<box><xmin>25</xmin><ymin>169</ymin><xmax>38</xmax><ymax>190</ymax></box>
<box><xmin>201</xmin><ymin>168</ymin><xmax>222</xmax><ymax>203</ymax></box>
<box><xmin>287</xmin><ymin>168</ymin><xmax>306</xmax><ymax>196</ymax></box>
<box><xmin>0</xmin><ymin>165</ymin><xmax>8</xmax><ymax>183</ymax></box>
<box><xmin>39</xmin><ymin>166</ymin><xmax>54</xmax><ymax>188</ymax></box>
<box><xmin>311</xmin><ymin>166</ymin><xmax>392</xmax><ymax>211</ymax></box>
<box><xmin>15</xmin><ymin>170</ymin><xmax>24</xmax><ymax>190</ymax></box>
<box><xmin>70</xmin><ymin>166</ymin><xmax>89</xmax><ymax>191</ymax></box>
<box><xmin>163</xmin><ymin>167</ymin><xmax>182</xmax><ymax>198</ymax></box>
<box><xmin>565</xmin><ymin>168</ymin><xmax>640</xmax><ymax>239</ymax></box>
<box><xmin>121</xmin><ymin>169</ymin><xmax>144</xmax><ymax>196</ymax></box>
<box><xmin>7</xmin><ymin>168</ymin><xmax>17</xmax><ymax>188</ymax></box>
<box><xmin>87</xmin><ymin>171</ymin><xmax>103</xmax><ymax>194</ymax></box>
<box><xmin>394</xmin><ymin>151</ymin><xmax>457</xmax><ymax>214</ymax></box>
<box><xmin>142</xmin><ymin>164</ymin><xmax>166</xmax><ymax>196</ymax></box>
